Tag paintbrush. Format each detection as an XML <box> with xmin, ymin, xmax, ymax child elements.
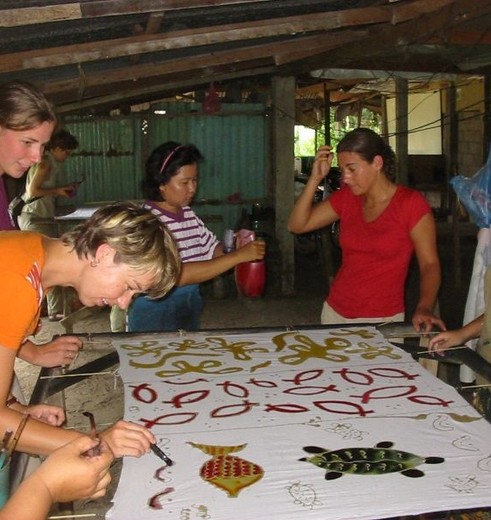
<box><xmin>5</xmin><ymin>414</ymin><xmax>30</xmax><ymax>462</ymax></box>
<box><xmin>82</xmin><ymin>411</ymin><xmax>101</xmax><ymax>457</ymax></box>
<box><xmin>150</xmin><ymin>443</ymin><xmax>174</xmax><ymax>466</ymax></box>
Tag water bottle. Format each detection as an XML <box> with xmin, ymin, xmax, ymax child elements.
<box><xmin>223</xmin><ymin>229</ymin><xmax>235</xmax><ymax>254</ymax></box>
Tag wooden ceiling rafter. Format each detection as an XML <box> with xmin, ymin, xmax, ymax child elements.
<box><xmin>0</xmin><ymin>0</ymin><xmax>462</xmax><ymax>73</ymax></box>
<box><xmin>1</xmin><ymin>0</ymin><xmax>490</xmax><ymax>114</ymax></box>
<box><xmin>54</xmin><ymin>65</ymin><xmax>278</xmax><ymax>114</ymax></box>
<box><xmin>0</xmin><ymin>0</ymin><xmax>274</xmax><ymax>27</ymax></box>
<box><xmin>307</xmin><ymin>0</ymin><xmax>491</xmax><ymax>73</ymax></box>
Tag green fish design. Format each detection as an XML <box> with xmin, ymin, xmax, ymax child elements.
<box><xmin>300</xmin><ymin>441</ymin><xmax>444</xmax><ymax>479</ymax></box>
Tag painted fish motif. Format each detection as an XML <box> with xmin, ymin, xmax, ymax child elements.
<box><xmin>300</xmin><ymin>441</ymin><xmax>444</xmax><ymax>479</ymax></box>
<box><xmin>189</xmin><ymin>442</ymin><xmax>264</xmax><ymax>497</ymax></box>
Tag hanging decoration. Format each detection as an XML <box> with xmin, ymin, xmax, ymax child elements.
<box><xmin>202</xmin><ymin>82</ymin><xmax>222</xmax><ymax>115</ymax></box>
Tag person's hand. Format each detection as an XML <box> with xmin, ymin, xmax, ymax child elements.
<box><xmin>235</xmin><ymin>240</ymin><xmax>266</xmax><ymax>262</ymax></box>
<box><xmin>428</xmin><ymin>330</ymin><xmax>467</xmax><ymax>354</ymax></box>
<box><xmin>411</xmin><ymin>307</ymin><xmax>446</xmax><ymax>334</ymax></box>
<box><xmin>33</xmin><ymin>435</ymin><xmax>113</xmax><ymax>502</ymax></box>
<box><xmin>27</xmin><ymin>404</ymin><xmax>66</xmax><ymax>426</ymax></box>
<box><xmin>100</xmin><ymin>420</ymin><xmax>155</xmax><ymax>458</ymax></box>
<box><xmin>311</xmin><ymin>145</ymin><xmax>334</xmax><ymax>183</ymax></box>
<box><xmin>29</xmin><ymin>336</ymin><xmax>83</xmax><ymax>368</ymax></box>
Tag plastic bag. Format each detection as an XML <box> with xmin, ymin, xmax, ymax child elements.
<box><xmin>450</xmin><ymin>145</ymin><xmax>491</xmax><ymax>228</ymax></box>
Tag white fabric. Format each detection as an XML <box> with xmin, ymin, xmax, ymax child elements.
<box><xmin>109</xmin><ymin>327</ymin><xmax>491</xmax><ymax>520</ymax></box>
<box><xmin>460</xmin><ymin>227</ymin><xmax>491</xmax><ymax>382</ymax></box>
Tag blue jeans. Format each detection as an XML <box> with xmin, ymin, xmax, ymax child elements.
<box><xmin>127</xmin><ymin>284</ymin><xmax>202</xmax><ymax>332</ymax></box>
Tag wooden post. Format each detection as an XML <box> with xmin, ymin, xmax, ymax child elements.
<box><xmin>271</xmin><ymin>76</ymin><xmax>295</xmax><ymax>295</ymax></box>
<box><xmin>380</xmin><ymin>94</ymin><xmax>388</xmax><ymax>139</ymax></box>
<box><xmin>324</xmin><ymin>82</ymin><xmax>331</xmax><ymax>146</ymax></box>
<box><xmin>395</xmin><ymin>76</ymin><xmax>408</xmax><ymax>186</ymax></box>
<box><xmin>443</xmin><ymin>83</ymin><xmax>461</xmax><ymax>287</ymax></box>
<box><xmin>321</xmin><ymin>82</ymin><xmax>335</xmax><ymax>285</ymax></box>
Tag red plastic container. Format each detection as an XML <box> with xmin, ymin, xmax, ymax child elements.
<box><xmin>235</xmin><ymin>260</ymin><xmax>266</xmax><ymax>298</ymax></box>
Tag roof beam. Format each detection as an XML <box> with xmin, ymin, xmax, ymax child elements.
<box><xmin>40</xmin><ymin>32</ymin><xmax>354</xmax><ymax>99</ymax></box>
<box><xmin>0</xmin><ymin>0</ymin><xmax>272</xmax><ymax>27</ymax></box>
<box><xmin>298</xmin><ymin>0</ymin><xmax>491</xmax><ymax>73</ymax></box>
<box><xmin>0</xmin><ymin>0</ymin><xmax>457</xmax><ymax>72</ymax></box>
<box><xmin>55</xmin><ymin>65</ymin><xmax>277</xmax><ymax>113</ymax></box>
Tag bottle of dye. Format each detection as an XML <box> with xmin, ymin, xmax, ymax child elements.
<box><xmin>234</xmin><ymin>229</ymin><xmax>266</xmax><ymax>298</ymax></box>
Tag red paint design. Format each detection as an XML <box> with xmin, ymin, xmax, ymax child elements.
<box><xmin>283</xmin><ymin>369</ymin><xmax>325</xmax><ymax>385</ymax></box>
<box><xmin>166</xmin><ymin>390</ymin><xmax>210</xmax><ymax>408</ymax></box>
<box><xmin>313</xmin><ymin>400</ymin><xmax>374</xmax><ymax>416</ymax></box>
<box><xmin>130</xmin><ymin>383</ymin><xmax>158</xmax><ymax>403</ymax></box>
<box><xmin>210</xmin><ymin>400</ymin><xmax>257</xmax><ymax>418</ymax></box>
<box><xmin>283</xmin><ymin>385</ymin><xmax>338</xmax><ymax>396</ymax></box>
<box><xmin>351</xmin><ymin>385</ymin><xmax>417</xmax><ymax>403</ymax></box>
<box><xmin>140</xmin><ymin>412</ymin><xmax>198</xmax><ymax>428</ymax></box>
<box><xmin>248</xmin><ymin>378</ymin><xmax>278</xmax><ymax>388</ymax></box>
<box><xmin>148</xmin><ymin>487</ymin><xmax>174</xmax><ymax>509</ymax></box>
<box><xmin>407</xmin><ymin>395</ymin><xmax>454</xmax><ymax>407</ymax></box>
<box><xmin>333</xmin><ymin>368</ymin><xmax>374</xmax><ymax>385</ymax></box>
<box><xmin>218</xmin><ymin>381</ymin><xmax>250</xmax><ymax>398</ymax></box>
<box><xmin>264</xmin><ymin>403</ymin><xmax>310</xmax><ymax>413</ymax></box>
<box><xmin>368</xmin><ymin>368</ymin><xmax>418</xmax><ymax>380</ymax></box>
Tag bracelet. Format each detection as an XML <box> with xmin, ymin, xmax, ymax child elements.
<box><xmin>6</xmin><ymin>396</ymin><xmax>18</xmax><ymax>407</ymax></box>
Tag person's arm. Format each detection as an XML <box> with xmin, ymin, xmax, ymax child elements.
<box><xmin>428</xmin><ymin>314</ymin><xmax>484</xmax><ymax>353</ymax></box>
<box><xmin>7</xmin><ymin>396</ymin><xmax>66</xmax><ymax>427</ymax></box>
<box><xmin>177</xmin><ymin>240</ymin><xmax>266</xmax><ymax>286</ymax></box>
<box><xmin>25</xmin><ymin>160</ymin><xmax>72</xmax><ymax>199</ymax></box>
<box><xmin>410</xmin><ymin>213</ymin><xmax>446</xmax><ymax>333</ymax></box>
<box><xmin>0</xmin><ymin>345</ymin><xmax>154</xmax><ymax>458</ymax></box>
<box><xmin>0</xmin><ymin>345</ymin><xmax>82</xmax><ymax>455</ymax></box>
<box><xmin>0</xmin><ymin>436</ymin><xmax>113</xmax><ymax>520</ymax></box>
<box><xmin>17</xmin><ymin>336</ymin><xmax>82</xmax><ymax>368</ymax></box>
<box><xmin>287</xmin><ymin>145</ymin><xmax>339</xmax><ymax>234</ymax></box>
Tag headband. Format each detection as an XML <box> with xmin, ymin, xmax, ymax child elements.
<box><xmin>159</xmin><ymin>145</ymin><xmax>185</xmax><ymax>175</ymax></box>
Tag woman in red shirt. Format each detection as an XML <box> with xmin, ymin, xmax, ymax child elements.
<box><xmin>289</xmin><ymin>128</ymin><xmax>445</xmax><ymax>333</ymax></box>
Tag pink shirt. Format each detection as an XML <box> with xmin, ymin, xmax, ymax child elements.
<box><xmin>327</xmin><ymin>185</ymin><xmax>431</xmax><ymax>318</ymax></box>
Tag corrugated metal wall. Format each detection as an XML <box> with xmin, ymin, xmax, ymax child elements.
<box><xmin>62</xmin><ymin>103</ymin><xmax>268</xmax><ymax>238</ymax></box>
<box><xmin>63</xmin><ymin>116</ymin><xmax>142</xmax><ymax>204</ymax></box>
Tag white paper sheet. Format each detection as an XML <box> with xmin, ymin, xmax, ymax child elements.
<box><xmin>108</xmin><ymin>327</ymin><xmax>491</xmax><ymax>520</ymax></box>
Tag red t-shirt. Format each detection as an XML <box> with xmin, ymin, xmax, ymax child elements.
<box><xmin>327</xmin><ymin>185</ymin><xmax>431</xmax><ymax>318</ymax></box>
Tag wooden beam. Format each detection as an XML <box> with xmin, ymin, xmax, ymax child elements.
<box><xmin>395</xmin><ymin>77</ymin><xmax>408</xmax><ymax>186</ymax></box>
<box><xmin>299</xmin><ymin>0</ymin><xmax>491</xmax><ymax>72</ymax></box>
<box><xmin>0</xmin><ymin>0</ymin><xmax>461</xmax><ymax>71</ymax></box>
<box><xmin>130</xmin><ymin>12</ymin><xmax>165</xmax><ymax>65</ymax></box>
<box><xmin>271</xmin><ymin>75</ymin><xmax>296</xmax><ymax>296</ymax></box>
<box><xmin>0</xmin><ymin>0</ymin><xmax>273</xmax><ymax>27</ymax></box>
<box><xmin>2</xmin><ymin>11</ymin><xmax>381</xmax><ymax>72</ymax></box>
<box><xmin>54</xmin><ymin>65</ymin><xmax>278</xmax><ymax>113</ymax></box>
<box><xmin>427</xmin><ymin>30</ymin><xmax>491</xmax><ymax>45</ymax></box>
<box><xmin>48</xmin><ymin>54</ymin><xmax>276</xmax><ymax>104</ymax></box>
<box><xmin>274</xmin><ymin>31</ymin><xmax>367</xmax><ymax>66</ymax></box>
<box><xmin>36</xmin><ymin>33</ymin><xmax>369</xmax><ymax>98</ymax></box>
